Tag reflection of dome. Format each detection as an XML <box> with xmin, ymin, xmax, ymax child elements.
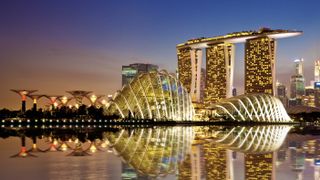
<box><xmin>107</xmin><ymin>70</ymin><xmax>194</xmax><ymax>120</ymax></box>
<box><xmin>104</xmin><ymin>127</ymin><xmax>193</xmax><ymax>177</ymax></box>
<box><xmin>210</xmin><ymin>94</ymin><xmax>291</xmax><ymax>122</ymax></box>
<box><xmin>199</xmin><ymin>125</ymin><xmax>291</xmax><ymax>153</ymax></box>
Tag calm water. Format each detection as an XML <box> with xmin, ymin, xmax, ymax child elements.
<box><xmin>0</xmin><ymin>125</ymin><xmax>319</xmax><ymax>180</ymax></box>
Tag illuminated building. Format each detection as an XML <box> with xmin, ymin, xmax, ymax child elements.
<box><xmin>27</xmin><ymin>94</ymin><xmax>44</xmax><ymax>111</ymax></box>
<box><xmin>205</xmin><ymin>43</ymin><xmax>234</xmax><ymax>104</ymax></box>
<box><xmin>290</xmin><ymin>59</ymin><xmax>305</xmax><ymax>106</ymax></box>
<box><xmin>294</xmin><ymin>58</ymin><xmax>304</xmax><ymax>75</ymax></box>
<box><xmin>66</xmin><ymin>90</ymin><xmax>92</xmax><ymax>106</ymax></box>
<box><xmin>315</xmin><ymin>60</ymin><xmax>320</xmax><ymax>82</ymax></box>
<box><xmin>177</xmin><ymin>28</ymin><xmax>301</xmax><ymax>105</ymax></box>
<box><xmin>290</xmin><ymin>74</ymin><xmax>305</xmax><ymax>99</ymax></box>
<box><xmin>177</xmin><ymin>47</ymin><xmax>192</xmax><ymax>93</ymax></box>
<box><xmin>208</xmin><ymin>94</ymin><xmax>291</xmax><ymax>122</ymax></box>
<box><xmin>276</xmin><ymin>82</ymin><xmax>288</xmax><ymax>108</ymax></box>
<box><xmin>177</xmin><ymin>47</ymin><xmax>203</xmax><ymax>102</ymax></box>
<box><xmin>302</xmin><ymin>87</ymin><xmax>315</xmax><ymax>107</ymax></box>
<box><xmin>245</xmin><ymin>36</ymin><xmax>275</xmax><ymax>95</ymax></box>
<box><xmin>108</xmin><ymin>70</ymin><xmax>194</xmax><ymax>120</ymax></box>
<box><xmin>121</xmin><ymin>63</ymin><xmax>158</xmax><ymax>86</ymax></box>
<box><xmin>10</xmin><ymin>89</ymin><xmax>37</xmax><ymax>112</ymax></box>
<box><xmin>315</xmin><ymin>82</ymin><xmax>320</xmax><ymax>107</ymax></box>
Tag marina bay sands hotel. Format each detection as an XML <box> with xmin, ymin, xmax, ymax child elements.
<box><xmin>177</xmin><ymin>28</ymin><xmax>302</xmax><ymax>104</ymax></box>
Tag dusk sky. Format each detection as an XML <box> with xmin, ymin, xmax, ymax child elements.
<box><xmin>1</xmin><ymin>0</ymin><xmax>320</xmax><ymax>109</ymax></box>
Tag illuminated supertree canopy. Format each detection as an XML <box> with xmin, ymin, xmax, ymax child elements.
<box><xmin>106</xmin><ymin>70</ymin><xmax>194</xmax><ymax>121</ymax></box>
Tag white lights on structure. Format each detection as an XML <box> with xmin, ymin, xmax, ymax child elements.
<box><xmin>107</xmin><ymin>70</ymin><xmax>194</xmax><ymax>121</ymax></box>
<box><xmin>210</xmin><ymin>93</ymin><xmax>292</xmax><ymax>122</ymax></box>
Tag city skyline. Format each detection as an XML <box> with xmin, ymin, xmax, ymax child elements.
<box><xmin>1</xmin><ymin>0</ymin><xmax>320</xmax><ymax>109</ymax></box>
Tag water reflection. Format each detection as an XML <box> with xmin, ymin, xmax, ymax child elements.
<box><xmin>1</xmin><ymin>125</ymin><xmax>320</xmax><ymax>179</ymax></box>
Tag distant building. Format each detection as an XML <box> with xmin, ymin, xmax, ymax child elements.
<box><xmin>232</xmin><ymin>87</ymin><xmax>237</xmax><ymax>97</ymax></box>
<box><xmin>121</xmin><ymin>63</ymin><xmax>158</xmax><ymax>86</ymax></box>
<box><xmin>276</xmin><ymin>82</ymin><xmax>288</xmax><ymax>108</ymax></box>
<box><xmin>315</xmin><ymin>60</ymin><xmax>320</xmax><ymax>82</ymax></box>
<box><xmin>290</xmin><ymin>59</ymin><xmax>305</xmax><ymax>107</ymax></box>
<box><xmin>315</xmin><ymin>82</ymin><xmax>320</xmax><ymax>107</ymax></box>
<box><xmin>294</xmin><ymin>58</ymin><xmax>304</xmax><ymax>75</ymax></box>
<box><xmin>302</xmin><ymin>87</ymin><xmax>315</xmax><ymax>107</ymax></box>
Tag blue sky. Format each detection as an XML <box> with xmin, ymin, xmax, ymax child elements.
<box><xmin>1</xmin><ymin>0</ymin><xmax>320</xmax><ymax>109</ymax></box>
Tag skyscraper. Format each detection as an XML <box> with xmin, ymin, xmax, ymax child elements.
<box><xmin>177</xmin><ymin>47</ymin><xmax>203</xmax><ymax>102</ymax></box>
<box><xmin>315</xmin><ymin>60</ymin><xmax>320</xmax><ymax>82</ymax></box>
<box><xmin>121</xmin><ymin>63</ymin><xmax>158</xmax><ymax>86</ymax></box>
<box><xmin>244</xmin><ymin>36</ymin><xmax>276</xmax><ymax>180</ymax></box>
<box><xmin>205</xmin><ymin>43</ymin><xmax>234</xmax><ymax>104</ymax></box>
<box><xmin>177</xmin><ymin>47</ymin><xmax>192</xmax><ymax>94</ymax></box>
<box><xmin>294</xmin><ymin>58</ymin><xmax>304</xmax><ymax>75</ymax></box>
<box><xmin>290</xmin><ymin>59</ymin><xmax>305</xmax><ymax>99</ymax></box>
<box><xmin>315</xmin><ymin>82</ymin><xmax>320</xmax><ymax>107</ymax></box>
<box><xmin>276</xmin><ymin>81</ymin><xmax>288</xmax><ymax>108</ymax></box>
<box><xmin>245</xmin><ymin>36</ymin><xmax>275</xmax><ymax>95</ymax></box>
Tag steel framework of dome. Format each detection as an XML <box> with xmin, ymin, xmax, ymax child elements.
<box><xmin>209</xmin><ymin>94</ymin><xmax>291</xmax><ymax>122</ymax></box>
<box><xmin>107</xmin><ymin>70</ymin><xmax>194</xmax><ymax>120</ymax></box>
<box><xmin>104</xmin><ymin>127</ymin><xmax>193</xmax><ymax>177</ymax></box>
<box><xmin>197</xmin><ymin>125</ymin><xmax>291</xmax><ymax>153</ymax></box>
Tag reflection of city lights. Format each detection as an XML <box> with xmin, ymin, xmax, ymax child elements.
<box><xmin>53</xmin><ymin>140</ymin><xmax>59</xmax><ymax>146</ymax></box>
<box><xmin>60</xmin><ymin>143</ymin><xmax>68</xmax><ymax>151</ymax></box>
<box><xmin>89</xmin><ymin>144</ymin><xmax>97</xmax><ymax>153</ymax></box>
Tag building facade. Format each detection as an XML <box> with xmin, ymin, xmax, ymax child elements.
<box><xmin>205</xmin><ymin>43</ymin><xmax>234</xmax><ymax>104</ymax></box>
<box><xmin>277</xmin><ymin>82</ymin><xmax>288</xmax><ymax>108</ymax></box>
<box><xmin>315</xmin><ymin>60</ymin><xmax>320</xmax><ymax>82</ymax></box>
<box><xmin>121</xmin><ymin>63</ymin><xmax>158</xmax><ymax>86</ymax></box>
<box><xmin>245</xmin><ymin>36</ymin><xmax>276</xmax><ymax>95</ymax></box>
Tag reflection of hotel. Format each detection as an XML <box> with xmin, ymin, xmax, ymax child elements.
<box><xmin>203</xmin><ymin>142</ymin><xmax>227</xmax><ymax>179</ymax></box>
<box><xmin>245</xmin><ymin>153</ymin><xmax>274</xmax><ymax>180</ymax></box>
